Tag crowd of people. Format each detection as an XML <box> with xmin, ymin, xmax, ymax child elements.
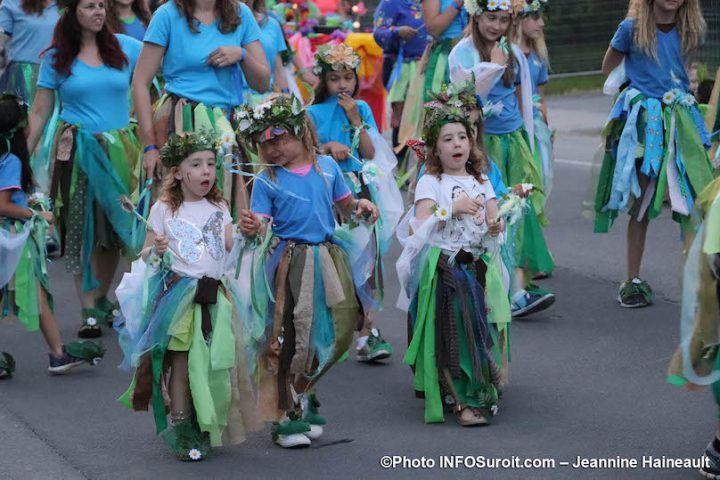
<box><xmin>1</xmin><ymin>0</ymin><xmax>720</xmax><ymax>475</ymax></box>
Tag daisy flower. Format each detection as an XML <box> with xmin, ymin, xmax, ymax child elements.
<box><xmin>188</xmin><ymin>449</ymin><xmax>203</xmax><ymax>461</ymax></box>
<box><xmin>498</xmin><ymin>0</ymin><xmax>510</xmax><ymax>10</ymax></box>
<box><xmin>434</xmin><ymin>206</ymin><xmax>450</xmax><ymax>221</ymax></box>
<box><xmin>487</xmin><ymin>0</ymin><xmax>499</xmax><ymax>9</ymax></box>
<box><xmin>662</xmin><ymin>90</ymin><xmax>677</xmax><ymax>106</ymax></box>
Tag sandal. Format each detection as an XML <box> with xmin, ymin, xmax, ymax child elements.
<box><xmin>455</xmin><ymin>406</ymin><xmax>489</xmax><ymax>427</ymax></box>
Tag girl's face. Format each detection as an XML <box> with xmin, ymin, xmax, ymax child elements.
<box><xmin>435</xmin><ymin>123</ymin><xmax>470</xmax><ymax>174</ymax></box>
<box><xmin>76</xmin><ymin>0</ymin><xmax>107</xmax><ymax>33</ymax></box>
<box><xmin>521</xmin><ymin>13</ymin><xmax>544</xmax><ymax>40</ymax></box>
<box><xmin>113</xmin><ymin>0</ymin><xmax>134</xmax><ymax>8</ymax></box>
<box><xmin>175</xmin><ymin>150</ymin><xmax>217</xmax><ymax>200</ymax></box>
<box><xmin>654</xmin><ymin>0</ymin><xmax>685</xmax><ymax>14</ymax></box>
<box><xmin>257</xmin><ymin>132</ymin><xmax>305</xmax><ymax>167</ymax></box>
<box><xmin>689</xmin><ymin>68</ymin><xmax>699</xmax><ymax>95</ymax></box>
<box><xmin>475</xmin><ymin>11</ymin><xmax>512</xmax><ymax>43</ymax></box>
<box><xmin>325</xmin><ymin>69</ymin><xmax>357</xmax><ymax>97</ymax></box>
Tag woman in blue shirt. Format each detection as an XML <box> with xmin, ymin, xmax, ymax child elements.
<box><xmin>105</xmin><ymin>0</ymin><xmax>151</xmax><ymax>41</ymax></box>
<box><xmin>593</xmin><ymin>0</ymin><xmax>713</xmax><ymax>309</ymax></box>
<box><xmin>0</xmin><ymin>0</ymin><xmax>60</xmax><ymax>103</ymax></box>
<box><xmin>26</xmin><ymin>0</ymin><xmax>144</xmax><ymax>338</ymax></box>
<box><xmin>132</xmin><ymin>0</ymin><xmax>270</xmax><ymax>213</ymax></box>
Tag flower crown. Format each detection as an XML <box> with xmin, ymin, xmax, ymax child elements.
<box><xmin>235</xmin><ymin>94</ymin><xmax>307</xmax><ymax>146</ymax></box>
<box><xmin>312</xmin><ymin>43</ymin><xmax>361</xmax><ymax>76</ymax></box>
<box><xmin>422</xmin><ymin>81</ymin><xmax>479</xmax><ymax>146</ymax></box>
<box><xmin>464</xmin><ymin>0</ymin><xmax>513</xmax><ymax>17</ymax></box>
<box><xmin>517</xmin><ymin>0</ymin><xmax>548</xmax><ymax>16</ymax></box>
<box><xmin>160</xmin><ymin>129</ymin><xmax>220</xmax><ymax>168</ymax></box>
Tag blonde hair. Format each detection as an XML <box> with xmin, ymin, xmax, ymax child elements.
<box><xmin>629</xmin><ymin>0</ymin><xmax>706</xmax><ymax>58</ymax></box>
<box><xmin>257</xmin><ymin>116</ymin><xmax>321</xmax><ymax>181</ymax></box>
<box><xmin>469</xmin><ymin>15</ymin><xmax>516</xmax><ymax>88</ymax></box>
<box><xmin>511</xmin><ymin>15</ymin><xmax>550</xmax><ymax>67</ymax></box>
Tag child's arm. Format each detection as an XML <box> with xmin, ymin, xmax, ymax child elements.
<box><xmin>238</xmin><ymin>209</ymin><xmax>267</xmax><ymax>239</ymax></box>
<box><xmin>537</xmin><ymin>84</ymin><xmax>549</xmax><ymax>123</ymax></box>
<box><xmin>139</xmin><ymin>229</ymin><xmax>169</xmax><ymax>262</ymax></box>
<box><xmin>486</xmin><ymin>197</ymin><xmax>503</xmax><ymax>237</ymax></box>
<box><xmin>415</xmin><ymin>199</ymin><xmax>436</xmax><ymax>222</ymax></box>
<box><xmin>338</xmin><ymin>94</ymin><xmax>375</xmax><ymax>160</ymax></box>
<box><xmin>0</xmin><ymin>191</ymin><xmax>53</xmax><ymax>222</ymax></box>
<box><xmin>335</xmin><ymin>196</ymin><xmax>379</xmax><ymax>224</ymax></box>
<box><xmin>602</xmin><ymin>46</ymin><xmax>624</xmax><ymax>77</ymax></box>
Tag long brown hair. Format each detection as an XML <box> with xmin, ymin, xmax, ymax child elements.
<box><xmin>629</xmin><ymin>0</ymin><xmax>705</xmax><ymax>58</ymax></box>
<box><xmin>105</xmin><ymin>0</ymin><xmax>151</xmax><ymax>33</ymax></box>
<box><xmin>20</xmin><ymin>0</ymin><xmax>50</xmax><ymax>15</ymax></box>
<box><xmin>159</xmin><ymin>164</ymin><xmax>227</xmax><ymax>214</ymax></box>
<box><xmin>46</xmin><ymin>0</ymin><xmax>128</xmax><ymax>77</ymax></box>
<box><xmin>425</xmin><ymin>120</ymin><xmax>489</xmax><ymax>184</ymax></box>
<box><xmin>174</xmin><ymin>0</ymin><xmax>241</xmax><ymax>34</ymax></box>
<box><xmin>469</xmin><ymin>14</ymin><xmax>516</xmax><ymax>88</ymax></box>
<box><xmin>313</xmin><ymin>68</ymin><xmax>360</xmax><ymax>105</ymax></box>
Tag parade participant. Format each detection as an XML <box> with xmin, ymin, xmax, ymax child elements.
<box><xmin>132</xmin><ymin>0</ymin><xmax>270</xmax><ymax>213</ymax></box>
<box><xmin>0</xmin><ymin>0</ymin><xmax>60</xmax><ymax>102</ymax></box>
<box><xmin>512</xmin><ymin>0</ymin><xmax>553</xmax><ymax>200</ymax></box>
<box><xmin>0</xmin><ymin>93</ymin><xmax>104</xmax><ymax>378</ymax></box>
<box><xmin>105</xmin><ymin>0</ymin><xmax>151</xmax><ymax>41</ymax></box>
<box><xmin>114</xmin><ymin>129</ymin><xmax>260</xmax><ymax>461</ymax></box>
<box><xmin>25</xmin><ymin>0</ymin><xmax>143</xmax><ymax>338</ymax></box>
<box><xmin>448</xmin><ymin>0</ymin><xmax>555</xmax><ymax>317</ymax></box>
<box><xmin>307</xmin><ymin>43</ymin><xmax>403</xmax><ymax>362</ymax></box>
<box><xmin>241</xmin><ymin>0</ymin><xmax>288</xmax><ymax>100</ymax></box>
<box><xmin>593</xmin><ymin>0</ymin><xmax>713</xmax><ymax>308</ymax></box>
<box><xmin>373</xmin><ymin>0</ymin><xmax>426</xmax><ymax>154</ymax></box>
<box><xmin>396</xmin><ymin>92</ymin><xmax>510</xmax><ymax>426</ymax></box>
<box><xmin>396</xmin><ymin>0</ymin><xmax>466</xmax><ymax>150</ymax></box>
<box><xmin>236</xmin><ymin>94</ymin><xmax>378</xmax><ymax>447</ymax></box>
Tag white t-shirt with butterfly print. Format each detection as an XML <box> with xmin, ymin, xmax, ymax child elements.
<box><xmin>147</xmin><ymin>199</ymin><xmax>232</xmax><ymax>280</ymax></box>
<box><xmin>414</xmin><ymin>173</ymin><xmax>496</xmax><ymax>256</ymax></box>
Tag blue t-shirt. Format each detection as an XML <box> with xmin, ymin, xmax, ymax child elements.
<box><xmin>0</xmin><ymin>0</ymin><xmax>59</xmax><ymax>63</ymax></box>
<box><xmin>436</xmin><ymin>0</ymin><xmax>466</xmax><ymax>40</ymax></box>
<box><xmin>527</xmin><ymin>51</ymin><xmax>548</xmax><ymax>96</ymax></box>
<box><xmin>373</xmin><ymin>0</ymin><xmax>427</xmax><ymax>59</ymax></box>
<box><xmin>307</xmin><ymin>97</ymin><xmax>378</xmax><ymax>172</ymax></box>
<box><xmin>610</xmin><ymin>18</ymin><xmax>689</xmax><ymax>99</ymax></box>
<box><xmin>254</xmin><ymin>14</ymin><xmax>286</xmax><ymax>90</ymax></box>
<box><xmin>37</xmin><ymin>34</ymin><xmax>142</xmax><ymax>133</ymax></box>
<box><xmin>484</xmin><ymin>68</ymin><xmax>524</xmax><ymax>135</ymax></box>
<box><xmin>0</xmin><ymin>153</ymin><xmax>28</xmax><ymax>210</ymax></box>
<box><xmin>122</xmin><ymin>16</ymin><xmax>147</xmax><ymax>42</ymax></box>
<box><xmin>251</xmin><ymin>156</ymin><xmax>351</xmax><ymax>244</ymax></box>
<box><xmin>144</xmin><ymin>0</ymin><xmax>262</xmax><ymax>109</ymax></box>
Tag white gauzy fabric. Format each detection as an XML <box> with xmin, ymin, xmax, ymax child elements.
<box><xmin>603</xmin><ymin>60</ymin><xmax>627</xmax><ymax>96</ymax></box>
<box><xmin>0</xmin><ymin>227</ymin><xmax>30</xmax><ymax>289</ymax></box>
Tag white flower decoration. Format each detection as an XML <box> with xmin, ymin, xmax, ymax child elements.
<box><xmin>85</xmin><ymin>317</ymin><xmax>98</xmax><ymax>327</ymax></box>
<box><xmin>220</xmin><ymin>131</ymin><xmax>236</xmax><ymax>150</ymax></box>
<box><xmin>92</xmin><ymin>357</ymin><xmax>102</xmax><ymax>366</ymax></box>
<box><xmin>662</xmin><ymin>90</ymin><xmax>677</xmax><ymax>106</ymax></box>
<box><xmin>487</xmin><ymin>0</ymin><xmax>499</xmax><ymax>9</ymax></box>
<box><xmin>188</xmin><ymin>449</ymin><xmax>202</xmax><ymax>461</ymax></box>
<box><xmin>434</xmin><ymin>206</ymin><xmax>450</xmax><ymax>221</ymax></box>
<box><xmin>238</xmin><ymin>119</ymin><xmax>252</xmax><ymax>132</ymax></box>
<box><xmin>237</xmin><ymin>110</ymin><xmax>248</xmax><ymax>119</ymax></box>
<box><xmin>464</xmin><ymin>0</ymin><xmax>481</xmax><ymax>16</ymax></box>
<box><xmin>112</xmin><ymin>309</ymin><xmax>120</xmax><ymax>318</ymax></box>
<box><xmin>490</xmin><ymin>405</ymin><xmax>498</xmax><ymax>416</ymax></box>
<box><xmin>498</xmin><ymin>0</ymin><xmax>510</xmax><ymax>10</ymax></box>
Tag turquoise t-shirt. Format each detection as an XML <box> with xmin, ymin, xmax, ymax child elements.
<box><xmin>527</xmin><ymin>51</ymin><xmax>548</xmax><ymax>96</ymax></box>
<box><xmin>251</xmin><ymin>155</ymin><xmax>351</xmax><ymax>244</ymax></box>
<box><xmin>0</xmin><ymin>152</ymin><xmax>28</xmax><ymax>210</ymax></box>
<box><xmin>307</xmin><ymin>97</ymin><xmax>377</xmax><ymax>172</ymax></box>
<box><xmin>611</xmin><ymin>18</ymin><xmax>689</xmax><ymax>99</ymax></box>
<box><xmin>436</xmin><ymin>0</ymin><xmax>466</xmax><ymax>40</ymax></box>
<box><xmin>144</xmin><ymin>0</ymin><xmax>262</xmax><ymax>109</ymax></box>
<box><xmin>0</xmin><ymin>0</ymin><xmax>59</xmax><ymax>63</ymax></box>
<box><xmin>37</xmin><ymin>34</ymin><xmax>142</xmax><ymax>133</ymax></box>
<box><xmin>122</xmin><ymin>15</ymin><xmax>147</xmax><ymax>42</ymax></box>
<box><xmin>255</xmin><ymin>14</ymin><xmax>286</xmax><ymax>90</ymax></box>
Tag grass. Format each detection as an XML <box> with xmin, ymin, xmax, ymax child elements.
<box><xmin>544</xmin><ymin>74</ymin><xmax>606</xmax><ymax>96</ymax></box>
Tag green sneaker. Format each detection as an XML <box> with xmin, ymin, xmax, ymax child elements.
<box><xmin>272</xmin><ymin>418</ymin><xmax>311</xmax><ymax>448</ymax></box>
<box><xmin>302</xmin><ymin>393</ymin><xmax>326</xmax><ymax>440</ymax></box>
<box><xmin>618</xmin><ymin>278</ymin><xmax>654</xmax><ymax>308</ymax></box>
<box><xmin>357</xmin><ymin>328</ymin><xmax>393</xmax><ymax>362</ymax></box>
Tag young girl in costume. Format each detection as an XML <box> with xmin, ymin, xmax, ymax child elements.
<box><xmin>26</xmin><ymin>0</ymin><xmax>144</xmax><ymax>338</ymax></box>
<box><xmin>307</xmin><ymin>43</ymin><xmax>403</xmax><ymax>363</ymax></box>
<box><xmin>114</xmin><ymin>129</ymin><xmax>260</xmax><ymax>461</ymax></box>
<box><xmin>0</xmin><ymin>93</ymin><xmax>104</xmax><ymax>378</ymax></box>
<box><xmin>132</xmin><ymin>0</ymin><xmax>270</xmax><ymax>213</ymax></box>
<box><xmin>236</xmin><ymin>94</ymin><xmax>378</xmax><ymax>447</ymax></box>
<box><xmin>396</xmin><ymin>91</ymin><xmax>510</xmax><ymax>426</ymax></box>
<box><xmin>105</xmin><ymin>0</ymin><xmax>151</xmax><ymax>41</ymax></box>
<box><xmin>593</xmin><ymin>0</ymin><xmax>712</xmax><ymax>308</ymax></box>
<box><xmin>448</xmin><ymin>0</ymin><xmax>555</xmax><ymax>317</ymax></box>
<box><xmin>512</xmin><ymin>0</ymin><xmax>553</xmax><ymax>199</ymax></box>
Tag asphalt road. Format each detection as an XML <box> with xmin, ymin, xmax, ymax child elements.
<box><xmin>0</xmin><ymin>93</ymin><xmax>715</xmax><ymax>480</ymax></box>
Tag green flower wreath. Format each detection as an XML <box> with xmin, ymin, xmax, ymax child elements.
<box><xmin>422</xmin><ymin>81</ymin><xmax>479</xmax><ymax>146</ymax></box>
<box><xmin>159</xmin><ymin>129</ymin><xmax>220</xmax><ymax>168</ymax></box>
<box><xmin>312</xmin><ymin>43</ymin><xmax>361</xmax><ymax>76</ymax></box>
<box><xmin>235</xmin><ymin>94</ymin><xmax>307</xmax><ymax>147</ymax></box>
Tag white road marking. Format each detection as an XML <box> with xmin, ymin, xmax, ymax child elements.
<box><xmin>555</xmin><ymin>158</ymin><xmax>593</xmax><ymax>168</ymax></box>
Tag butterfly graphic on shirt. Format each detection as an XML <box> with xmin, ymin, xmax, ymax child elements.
<box><xmin>167</xmin><ymin>211</ymin><xmax>225</xmax><ymax>263</ymax></box>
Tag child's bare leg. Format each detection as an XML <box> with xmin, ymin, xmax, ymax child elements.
<box><xmin>168</xmin><ymin>351</ymin><xmax>191</xmax><ymax>420</ymax></box>
<box><xmin>38</xmin><ymin>283</ymin><xmax>63</xmax><ymax>357</ymax></box>
<box><xmin>626</xmin><ymin>174</ymin><xmax>651</xmax><ymax>280</ymax></box>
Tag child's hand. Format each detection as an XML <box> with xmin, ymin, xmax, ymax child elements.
<box><xmin>490</xmin><ymin>42</ymin><xmax>508</xmax><ymax>66</ymax></box>
<box><xmin>239</xmin><ymin>209</ymin><xmax>261</xmax><ymax>238</ymax></box>
<box><xmin>488</xmin><ymin>218</ymin><xmax>504</xmax><ymax>237</ymax></box>
<box><xmin>40</xmin><ymin>211</ymin><xmax>54</xmax><ymax>223</ymax></box>
<box><xmin>154</xmin><ymin>234</ymin><xmax>169</xmax><ymax>256</ymax></box>
<box><xmin>325</xmin><ymin>141</ymin><xmax>351</xmax><ymax>162</ymax></box>
<box><xmin>338</xmin><ymin>93</ymin><xmax>362</xmax><ymax>125</ymax></box>
<box><xmin>355</xmin><ymin>199</ymin><xmax>379</xmax><ymax>224</ymax></box>
<box><xmin>453</xmin><ymin>196</ymin><xmax>483</xmax><ymax>215</ymax></box>
<box><xmin>512</xmin><ymin>184</ymin><xmax>532</xmax><ymax>198</ymax></box>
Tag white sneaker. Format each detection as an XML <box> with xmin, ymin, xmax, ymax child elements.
<box><xmin>304</xmin><ymin>424</ymin><xmax>323</xmax><ymax>440</ymax></box>
<box><xmin>275</xmin><ymin>433</ymin><xmax>311</xmax><ymax>448</ymax></box>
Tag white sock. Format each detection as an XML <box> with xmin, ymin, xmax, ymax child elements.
<box><xmin>356</xmin><ymin>336</ymin><xmax>369</xmax><ymax>349</ymax></box>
